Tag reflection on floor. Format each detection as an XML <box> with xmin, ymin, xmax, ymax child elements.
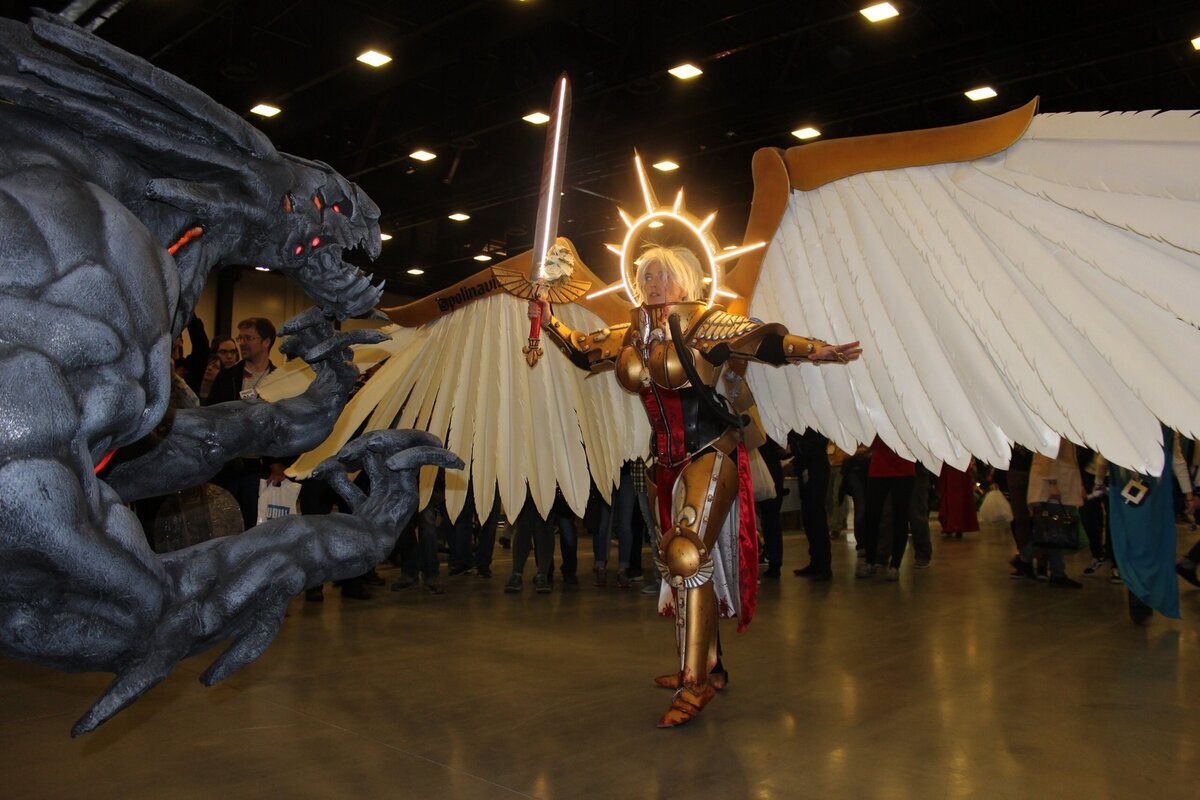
<box><xmin>2</xmin><ymin>524</ymin><xmax>1199</xmax><ymax>799</ymax></box>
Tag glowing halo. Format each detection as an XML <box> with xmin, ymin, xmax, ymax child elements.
<box><xmin>612</xmin><ymin>156</ymin><xmax>763</xmax><ymax>307</ymax></box>
<box><xmin>619</xmin><ymin>210</ymin><xmax>721</xmax><ymax>306</ymax></box>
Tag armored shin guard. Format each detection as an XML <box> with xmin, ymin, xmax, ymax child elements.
<box><xmin>654</xmin><ymin>450</ymin><xmax>738</xmax><ymax>726</ymax></box>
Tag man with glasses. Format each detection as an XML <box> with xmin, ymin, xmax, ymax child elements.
<box><xmin>205</xmin><ymin>317</ymin><xmax>290</xmax><ymax>529</ymax></box>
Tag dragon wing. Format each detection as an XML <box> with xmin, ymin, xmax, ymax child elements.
<box><xmin>740</xmin><ymin>102</ymin><xmax>1200</xmax><ymax>474</ymax></box>
<box><xmin>265</xmin><ymin>294</ymin><xmax>649</xmax><ymax>522</ymax></box>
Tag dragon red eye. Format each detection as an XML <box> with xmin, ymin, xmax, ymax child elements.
<box><xmin>313</xmin><ymin>194</ymin><xmax>323</xmax><ymax>210</ymax></box>
<box><xmin>332</xmin><ymin>204</ymin><xmax>341</xmax><ymax>213</ymax></box>
<box><xmin>294</xmin><ymin>245</ymin><xmax>303</xmax><ymax>255</ymax></box>
<box><xmin>311</xmin><ymin>237</ymin><xmax>321</xmax><ymax>247</ymax></box>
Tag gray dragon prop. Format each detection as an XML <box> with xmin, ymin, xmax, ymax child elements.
<box><xmin>0</xmin><ymin>11</ymin><xmax>460</xmax><ymax>735</ymax></box>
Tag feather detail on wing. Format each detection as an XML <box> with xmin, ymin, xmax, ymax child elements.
<box><xmin>750</xmin><ymin>109</ymin><xmax>1200</xmax><ymax>473</ymax></box>
<box><xmin>265</xmin><ymin>294</ymin><xmax>648</xmax><ymax>520</ymax></box>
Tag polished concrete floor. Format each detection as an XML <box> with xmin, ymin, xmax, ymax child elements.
<box><xmin>2</xmin><ymin>523</ymin><xmax>1199</xmax><ymax>799</ymax></box>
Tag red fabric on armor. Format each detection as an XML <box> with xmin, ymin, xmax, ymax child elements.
<box><xmin>639</xmin><ymin>386</ymin><xmax>686</xmax><ymax>466</ymax></box>
<box><xmin>647</xmin><ymin>433</ymin><xmax>758</xmax><ymax>633</ymax></box>
<box><xmin>733</xmin><ymin>443</ymin><xmax>758</xmax><ymax>631</ymax></box>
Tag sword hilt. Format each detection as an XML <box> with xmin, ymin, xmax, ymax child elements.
<box><xmin>523</xmin><ymin>290</ymin><xmax>546</xmax><ymax>366</ymax></box>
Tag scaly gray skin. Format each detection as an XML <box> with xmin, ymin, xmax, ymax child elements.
<box><xmin>0</xmin><ymin>13</ymin><xmax>456</xmax><ymax>735</ymax></box>
<box><xmin>104</xmin><ymin>309</ymin><xmax>388</xmax><ymax>503</ymax></box>
<box><xmin>71</xmin><ymin>431</ymin><xmax>462</xmax><ymax>737</ymax></box>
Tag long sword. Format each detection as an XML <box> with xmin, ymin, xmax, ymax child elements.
<box><xmin>523</xmin><ymin>72</ymin><xmax>571</xmax><ymax>367</ymax></box>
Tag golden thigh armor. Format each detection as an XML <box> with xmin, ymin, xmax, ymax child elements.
<box><xmin>657</xmin><ymin>450</ymin><xmax>739</xmax><ymax>690</ymax></box>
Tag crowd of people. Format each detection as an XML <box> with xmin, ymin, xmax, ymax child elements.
<box><xmin>158</xmin><ymin>314</ymin><xmax>1200</xmax><ymax>624</ymax></box>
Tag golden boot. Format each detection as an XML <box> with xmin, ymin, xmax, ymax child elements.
<box><xmin>654</xmin><ymin>450</ymin><xmax>738</xmax><ymax>727</ymax></box>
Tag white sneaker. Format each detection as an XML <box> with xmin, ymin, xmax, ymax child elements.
<box><xmin>885</xmin><ymin>566</ymin><xmax>900</xmax><ymax>581</ymax></box>
<box><xmin>1083</xmin><ymin>557</ymin><xmax>1107</xmax><ymax>576</ymax></box>
<box><xmin>1109</xmin><ymin>566</ymin><xmax>1122</xmax><ymax>585</ymax></box>
<box><xmin>855</xmin><ymin>560</ymin><xmax>873</xmax><ymax>578</ymax></box>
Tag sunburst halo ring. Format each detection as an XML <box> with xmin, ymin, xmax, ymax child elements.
<box><xmin>607</xmin><ymin>154</ymin><xmax>765</xmax><ymax>307</ymax></box>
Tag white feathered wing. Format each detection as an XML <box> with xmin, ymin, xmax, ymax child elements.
<box><xmin>750</xmin><ymin>110</ymin><xmax>1200</xmax><ymax>474</ymax></box>
<box><xmin>263</xmin><ymin>293</ymin><xmax>649</xmax><ymax>522</ymax></box>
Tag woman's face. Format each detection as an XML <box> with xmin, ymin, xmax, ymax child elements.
<box><xmin>214</xmin><ymin>338</ymin><xmax>239</xmax><ymax>368</ymax></box>
<box><xmin>640</xmin><ymin>260</ymin><xmax>687</xmax><ymax>305</ymax></box>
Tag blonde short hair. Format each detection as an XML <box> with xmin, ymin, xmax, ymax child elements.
<box><xmin>634</xmin><ymin>245</ymin><xmax>704</xmax><ymax>304</ymax></box>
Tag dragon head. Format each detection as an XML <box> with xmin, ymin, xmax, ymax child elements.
<box><xmin>234</xmin><ymin>155</ymin><xmax>385</xmax><ymax>320</ymax></box>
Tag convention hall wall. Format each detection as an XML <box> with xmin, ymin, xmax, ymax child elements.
<box><xmin>193</xmin><ymin>270</ymin><xmax>410</xmax><ymax>367</ymax></box>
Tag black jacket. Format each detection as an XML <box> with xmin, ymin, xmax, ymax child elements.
<box><xmin>204</xmin><ymin>358</ymin><xmax>276</xmax><ymax>406</ymax></box>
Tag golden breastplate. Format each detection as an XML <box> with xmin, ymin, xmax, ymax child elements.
<box><xmin>615</xmin><ymin>340</ymin><xmax>690</xmax><ymax>392</ymax></box>
<box><xmin>614</xmin><ymin>302</ymin><xmax>718</xmax><ymax>393</ymax></box>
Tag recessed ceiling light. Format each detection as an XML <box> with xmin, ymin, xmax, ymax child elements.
<box><xmin>448</xmin><ymin>212</ymin><xmax>470</xmax><ymax>221</ymax></box>
<box><xmin>668</xmin><ymin>63</ymin><xmax>703</xmax><ymax>80</ymax></box>
<box><xmin>406</xmin><ymin>268</ymin><xmax>425</xmax><ymax>275</ymax></box>
<box><xmin>859</xmin><ymin>3</ymin><xmax>899</xmax><ymax>23</ymax></box>
<box><xmin>250</xmin><ymin>103</ymin><xmax>281</xmax><ymax>117</ymax></box>
<box><xmin>255</xmin><ymin>266</ymin><xmax>271</xmax><ymax>272</ymax></box>
<box><xmin>652</xmin><ymin>160</ymin><xmax>679</xmax><ymax>172</ymax></box>
<box><xmin>523</xmin><ymin>111</ymin><xmax>550</xmax><ymax>125</ymax></box>
<box><xmin>648</xmin><ymin>221</ymin><xmax>664</xmax><ymax>229</ymax></box>
<box><xmin>379</xmin><ymin>233</ymin><xmax>393</xmax><ymax>241</ymax></box>
<box><xmin>965</xmin><ymin>86</ymin><xmax>997</xmax><ymax>101</ymax></box>
<box><xmin>1192</xmin><ymin>36</ymin><xmax>1200</xmax><ymax>50</ymax></box>
<box><xmin>356</xmin><ymin>50</ymin><xmax>392</xmax><ymax>67</ymax></box>
<box><xmin>410</xmin><ymin>149</ymin><xmax>437</xmax><ymax>162</ymax></box>
<box><xmin>791</xmin><ymin>127</ymin><xmax>821</xmax><ymax>140</ymax></box>
<box><xmin>474</xmin><ymin>254</ymin><xmax>493</xmax><ymax>262</ymax></box>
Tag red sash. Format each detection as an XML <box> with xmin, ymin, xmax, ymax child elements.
<box><xmin>652</xmin><ymin>444</ymin><xmax>759</xmax><ymax>633</ymax></box>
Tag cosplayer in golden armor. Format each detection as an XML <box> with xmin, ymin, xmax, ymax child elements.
<box><xmin>531</xmin><ymin>195</ymin><xmax>861</xmax><ymax>726</ymax></box>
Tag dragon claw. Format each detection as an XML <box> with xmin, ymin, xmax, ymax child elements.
<box><xmin>311</xmin><ymin>456</ymin><xmax>345</xmax><ymax>481</ymax></box>
<box><xmin>384</xmin><ymin>445</ymin><xmax>463</xmax><ymax>472</ymax></box>
<box><xmin>72</xmin><ymin>653</ymin><xmax>176</xmax><ymax>737</ymax></box>
<box><xmin>278</xmin><ymin>317</ymin><xmax>386</xmax><ymax>365</ymax></box>
<box><xmin>199</xmin><ymin>606</ymin><xmax>288</xmax><ymax>687</ymax></box>
<box><xmin>278</xmin><ymin>307</ymin><xmax>330</xmax><ymax>337</ymax></box>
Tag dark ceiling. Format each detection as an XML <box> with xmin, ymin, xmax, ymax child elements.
<box><xmin>3</xmin><ymin>0</ymin><xmax>1199</xmax><ymax>298</ymax></box>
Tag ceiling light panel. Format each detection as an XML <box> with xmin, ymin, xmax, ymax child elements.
<box><xmin>652</xmin><ymin>160</ymin><xmax>679</xmax><ymax>172</ymax></box>
<box><xmin>668</xmin><ymin>63</ymin><xmax>703</xmax><ymax>80</ymax></box>
<box><xmin>791</xmin><ymin>127</ymin><xmax>821</xmax><ymax>140</ymax></box>
<box><xmin>410</xmin><ymin>149</ymin><xmax>437</xmax><ymax>161</ymax></box>
<box><xmin>356</xmin><ymin>50</ymin><xmax>392</xmax><ymax>67</ymax></box>
<box><xmin>379</xmin><ymin>233</ymin><xmax>393</xmax><ymax>241</ymax></box>
<box><xmin>523</xmin><ymin>111</ymin><xmax>550</xmax><ymax>124</ymax></box>
<box><xmin>448</xmin><ymin>213</ymin><xmax>470</xmax><ymax>221</ymax></box>
<box><xmin>407</xmin><ymin>268</ymin><xmax>425</xmax><ymax>275</ymax></box>
<box><xmin>474</xmin><ymin>254</ymin><xmax>493</xmax><ymax>262</ymax></box>
<box><xmin>965</xmin><ymin>86</ymin><xmax>997</xmax><ymax>101</ymax></box>
<box><xmin>250</xmin><ymin>103</ymin><xmax>280</xmax><ymax>117</ymax></box>
<box><xmin>860</xmin><ymin>3</ymin><xmax>899</xmax><ymax>22</ymax></box>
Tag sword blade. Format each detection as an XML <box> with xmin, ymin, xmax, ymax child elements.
<box><xmin>529</xmin><ymin>72</ymin><xmax>571</xmax><ymax>280</ymax></box>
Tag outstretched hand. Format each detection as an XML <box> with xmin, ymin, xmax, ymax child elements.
<box><xmin>278</xmin><ymin>308</ymin><xmax>388</xmax><ymax>365</ymax></box>
<box><xmin>809</xmin><ymin>340</ymin><xmax>862</xmax><ymax>364</ymax></box>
